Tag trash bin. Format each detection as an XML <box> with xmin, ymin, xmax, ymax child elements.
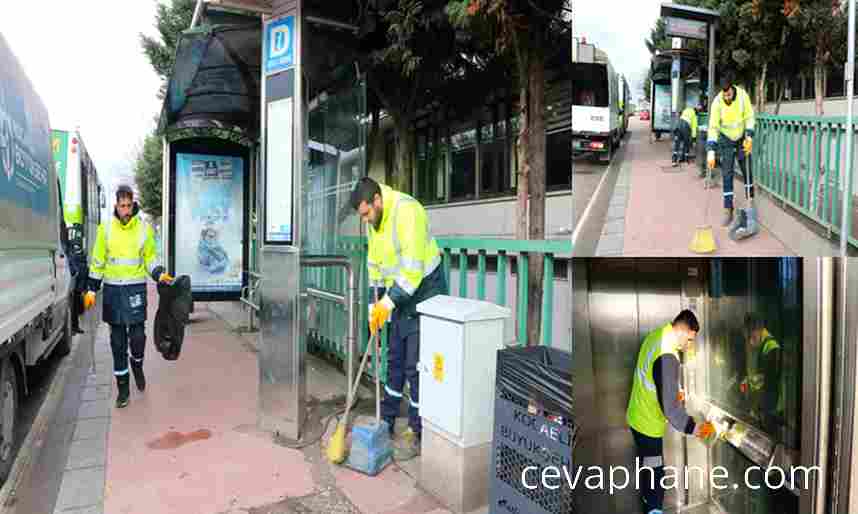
<box><xmin>489</xmin><ymin>346</ymin><xmax>576</xmax><ymax>514</ymax></box>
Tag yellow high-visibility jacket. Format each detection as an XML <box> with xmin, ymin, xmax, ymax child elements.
<box><xmin>681</xmin><ymin>107</ymin><xmax>698</xmax><ymax>139</ymax></box>
<box><xmin>708</xmin><ymin>86</ymin><xmax>755</xmax><ymax>144</ymax></box>
<box><xmin>89</xmin><ymin>207</ymin><xmax>160</xmax><ymax>287</ymax></box>
<box><xmin>367</xmin><ymin>184</ymin><xmax>442</xmax><ymax>308</ymax></box>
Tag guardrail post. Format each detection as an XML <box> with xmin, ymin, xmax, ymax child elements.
<box><xmin>541</xmin><ymin>253</ymin><xmax>554</xmax><ymax>346</ymax></box>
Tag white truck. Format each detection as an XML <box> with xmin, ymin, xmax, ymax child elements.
<box><xmin>571</xmin><ymin>43</ymin><xmax>621</xmax><ymax>163</ymax></box>
<box><xmin>0</xmin><ymin>34</ymin><xmax>77</xmax><ymax>483</ymax></box>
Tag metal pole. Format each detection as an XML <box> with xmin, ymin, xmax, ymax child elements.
<box><xmin>842</xmin><ymin>0</ymin><xmax>856</xmax><ymax>257</ymax></box>
<box><xmin>708</xmin><ymin>22</ymin><xmax>716</xmax><ymax>109</ymax></box>
<box><xmin>190</xmin><ymin>0</ymin><xmax>204</xmax><ymax>28</ymax></box>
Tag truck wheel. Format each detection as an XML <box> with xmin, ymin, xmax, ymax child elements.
<box><xmin>0</xmin><ymin>358</ymin><xmax>19</xmax><ymax>484</ymax></box>
<box><xmin>53</xmin><ymin>307</ymin><xmax>72</xmax><ymax>358</ymax></box>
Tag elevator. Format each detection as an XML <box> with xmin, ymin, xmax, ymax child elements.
<box><xmin>571</xmin><ymin>258</ymin><xmax>858</xmax><ymax>514</ymax></box>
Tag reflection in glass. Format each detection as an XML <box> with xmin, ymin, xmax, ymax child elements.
<box><xmin>707</xmin><ymin>258</ymin><xmax>801</xmax><ymax>514</ymax></box>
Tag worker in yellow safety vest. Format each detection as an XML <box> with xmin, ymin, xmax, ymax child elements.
<box><xmin>627</xmin><ymin>309</ymin><xmax>716</xmax><ymax>514</ymax></box>
<box><xmin>83</xmin><ymin>185</ymin><xmax>173</xmax><ymax>408</ymax></box>
<box><xmin>740</xmin><ymin>314</ymin><xmax>783</xmax><ymax>432</ymax></box>
<box><xmin>349</xmin><ymin>177</ymin><xmax>448</xmax><ymax>461</ymax></box>
<box><xmin>672</xmin><ymin>102</ymin><xmax>701</xmax><ymax>166</ymax></box>
<box><xmin>706</xmin><ymin>73</ymin><xmax>756</xmax><ymax>227</ymax></box>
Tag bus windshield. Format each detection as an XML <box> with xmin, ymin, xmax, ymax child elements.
<box><xmin>571</xmin><ymin>64</ymin><xmax>609</xmax><ymax>107</ymax></box>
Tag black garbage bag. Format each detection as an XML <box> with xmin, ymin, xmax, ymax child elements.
<box><xmin>154</xmin><ymin>275</ymin><xmax>193</xmax><ymax>360</ymax></box>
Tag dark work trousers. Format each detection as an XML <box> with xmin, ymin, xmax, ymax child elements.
<box><xmin>718</xmin><ymin>134</ymin><xmax>752</xmax><ymax>209</ymax></box>
<box><xmin>381</xmin><ymin>314</ymin><xmax>421</xmax><ymax>437</ymax></box>
<box><xmin>631</xmin><ymin>428</ymin><xmax>666</xmax><ymax>514</ymax></box>
<box><xmin>110</xmin><ymin>323</ymin><xmax>146</xmax><ymax>377</ymax></box>
<box><xmin>672</xmin><ymin>120</ymin><xmax>692</xmax><ymax>162</ymax></box>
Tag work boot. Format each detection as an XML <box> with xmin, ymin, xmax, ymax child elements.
<box><xmin>722</xmin><ymin>208</ymin><xmax>734</xmax><ymax>227</ymax></box>
<box><xmin>393</xmin><ymin>428</ymin><xmax>421</xmax><ymax>461</ymax></box>
<box><xmin>728</xmin><ymin>207</ymin><xmax>744</xmax><ymax>234</ymax></box>
<box><xmin>384</xmin><ymin>417</ymin><xmax>396</xmax><ymax>439</ymax></box>
<box><xmin>130</xmin><ymin>359</ymin><xmax>146</xmax><ymax>392</ymax></box>
<box><xmin>116</xmin><ymin>375</ymin><xmax>130</xmax><ymax>409</ymax></box>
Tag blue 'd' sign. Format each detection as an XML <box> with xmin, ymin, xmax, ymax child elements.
<box><xmin>265</xmin><ymin>16</ymin><xmax>294</xmax><ymax>75</ymax></box>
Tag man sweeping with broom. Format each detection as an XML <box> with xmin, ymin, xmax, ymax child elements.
<box><xmin>706</xmin><ymin>73</ymin><xmax>757</xmax><ymax>235</ymax></box>
<box><xmin>328</xmin><ymin>177</ymin><xmax>448</xmax><ymax>463</ymax></box>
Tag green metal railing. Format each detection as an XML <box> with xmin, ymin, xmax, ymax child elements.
<box><xmin>301</xmin><ymin>236</ymin><xmax>572</xmax><ymax>382</ymax></box>
<box><xmin>756</xmin><ymin>114</ymin><xmax>857</xmax><ymax>247</ymax></box>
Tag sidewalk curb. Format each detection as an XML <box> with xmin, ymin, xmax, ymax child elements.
<box><xmin>0</xmin><ymin>335</ymin><xmax>84</xmax><ymax>513</ymax></box>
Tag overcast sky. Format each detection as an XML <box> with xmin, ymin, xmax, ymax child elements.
<box><xmin>574</xmin><ymin>0</ymin><xmax>664</xmax><ymax>104</ymax></box>
<box><xmin>0</xmin><ymin>1</ymin><xmax>165</xmax><ymax>195</ymax></box>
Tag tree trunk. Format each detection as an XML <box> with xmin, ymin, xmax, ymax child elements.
<box><xmin>515</xmin><ymin>78</ymin><xmax>530</xmax><ymax>240</ymax></box>
<box><xmin>526</xmin><ymin>40</ymin><xmax>546</xmax><ymax>347</ymax></box>
<box><xmin>811</xmin><ymin>59</ymin><xmax>826</xmax><ymax>215</ymax></box>
<box><xmin>756</xmin><ymin>63</ymin><xmax>768</xmax><ymax>114</ymax></box>
<box><xmin>774</xmin><ymin>78</ymin><xmax>785</xmax><ymax>115</ymax></box>
<box><xmin>393</xmin><ymin>116</ymin><xmax>414</xmax><ymax>194</ymax></box>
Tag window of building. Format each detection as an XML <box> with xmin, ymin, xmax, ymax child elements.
<box><xmin>789</xmin><ymin>76</ymin><xmax>803</xmax><ymax>101</ymax></box>
<box><xmin>827</xmin><ymin>65</ymin><xmax>844</xmax><ymax>98</ymax></box>
<box><xmin>480</xmin><ymin>103</ymin><xmax>512</xmax><ymax>198</ymax></box>
<box><xmin>803</xmin><ymin>76</ymin><xmax>815</xmax><ymax>100</ymax></box>
<box><xmin>766</xmin><ymin>81</ymin><xmax>776</xmax><ymax>103</ymax></box>
<box><xmin>547</xmin><ymin>130</ymin><xmax>572</xmax><ymax>190</ymax></box>
<box><xmin>450</xmin><ymin>123</ymin><xmax>477</xmax><ymax>200</ymax></box>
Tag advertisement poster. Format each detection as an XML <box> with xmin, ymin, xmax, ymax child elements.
<box><xmin>175</xmin><ymin>153</ymin><xmax>243</xmax><ymax>293</ymax></box>
<box><xmin>653</xmin><ymin>83</ymin><xmax>673</xmax><ymax>132</ymax></box>
<box><xmin>266</xmin><ymin>97</ymin><xmax>293</xmax><ymax>243</ymax></box>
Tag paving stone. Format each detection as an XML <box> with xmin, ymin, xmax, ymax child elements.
<box><xmin>66</xmin><ymin>437</ymin><xmax>106</xmax><ymax>470</ymax></box>
<box><xmin>53</xmin><ymin>467</ymin><xmax>105</xmax><ymax>512</ymax></box>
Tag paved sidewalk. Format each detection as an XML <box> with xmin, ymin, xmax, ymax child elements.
<box><xmin>52</xmin><ymin>285</ymin><xmax>472</xmax><ymax>514</ymax></box>
<box><xmin>596</xmin><ymin>119</ymin><xmax>793</xmax><ymax>256</ymax></box>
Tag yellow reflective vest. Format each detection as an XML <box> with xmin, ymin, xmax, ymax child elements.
<box><xmin>627</xmin><ymin>323</ymin><xmax>680</xmax><ymax>438</ymax></box>
<box><xmin>681</xmin><ymin>107</ymin><xmax>698</xmax><ymax>139</ymax></box>
<box><xmin>707</xmin><ymin>86</ymin><xmax>755</xmax><ymax>144</ymax></box>
<box><xmin>367</xmin><ymin>184</ymin><xmax>441</xmax><ymax>304</ymax></box>
<box><xmin>89</xmin><ymin>210</ymin><xmax>160</xmax><ymax>286</ymax></box>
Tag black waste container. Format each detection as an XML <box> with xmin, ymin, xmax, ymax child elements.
<box><xmin>489</xmin><ymin>346</ymin><xmax>576</xmax><ymax>514</ymax></box>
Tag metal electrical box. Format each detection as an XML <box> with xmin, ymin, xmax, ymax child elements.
<box><xmin>417</xmin><ymin>295</ymin><xmax>511</xmax><ymax>447</ymax></box>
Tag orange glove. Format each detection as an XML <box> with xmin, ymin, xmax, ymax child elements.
<box><xmin>82</xmin><ymin>291</ymin><xmax>96</xmax><ymax>310</ymax></box>
<box><xmin>740</xmin><ymin>381</ymin><xmax>749</xmax><ymax>394</ymax></box>
<box><xmin>707</xmin><ymin>150</ymin><xmax>716</xmax><ymax>170</ymax></box>
<box><xmin>369</xmin><ymin>296</ymin><xmax>394</xmax><ymax>336</ymax></box>
<box><xmin>158</xmin><ymin>272</ymin><xmax>174</xmax><ymax>284</ymax></box>
<box><xmin>743</xmin><ymin>137</ymin><xmax>753</xmax><ymax>156</ymax></box>
<box><xmin>677</xmin><ymin>389</ymin><xmax>685</xmax><ymax>403</ymax></box>
<box><xmin>695</xmin><ymin>421</ymin><xmax>716</xmax><ymax>440</ymax></box>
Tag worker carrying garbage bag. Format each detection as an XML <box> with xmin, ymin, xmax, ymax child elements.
<box><xmin>672</xmin><ymin>101</ymin><xmax>702</xmax><ymax>166</ymax></box>
<box><xmin>627</xmin><ymin>310</ymin><xmax>716</xmax><ymax>514</ymax></box>
<box><xmin>706</xmin><ymin>73</ymin><xmax>757</xmax><ymax>230</ymax></box>
<box><xmin>83</xmin><ymin>185</ymin><xmax>174</xmax><ymax>409</ymax></box>
<box><xmin>348</xmin><ymin>177</ymin><xmax>448</xmax><ymax>461</ymax></box>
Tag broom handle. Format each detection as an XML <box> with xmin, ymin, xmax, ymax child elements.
<box><xmin>373</xmin><ymin>289</ymin><xmax>381</xmax><ymax>426</ymax></box>
<box><xmin>345</xmin><ymin>328</ymin><xmax>375</xmax><ymax>425</ymax></box>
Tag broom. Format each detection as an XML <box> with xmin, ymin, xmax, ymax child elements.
<box><xmin>327</xmin><ymin>327</ymin><xmax>379</xmax><ymax>464</ymax></box>
<box><xmin>690</xmin><ymin>167</ymin><xmax>717</xmax><ymax>254</ymax></box>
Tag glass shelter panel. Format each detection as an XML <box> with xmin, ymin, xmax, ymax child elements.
<box><xmin>706</xmin><ymin>258</ymin><xmax>802</xmax><ymax>514</ymax></box>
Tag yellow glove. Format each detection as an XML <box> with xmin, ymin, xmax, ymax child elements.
<box><xmin>707</xmin><ymin>150</ymin><xmax>716</xmax><ymax>170</ymax></box>
<box><xmin>158</xmin><ymin>273</ymin><xmax>174</xmax><ymax>284</ymax></box>
<box><xmin>743</xmin><ymin>137</ymin><xmax>753</xmax><ymax>155</ymax></box>
<box><xmin>369</xmin><ymin>296</ymin><xmax>394</xmax><ymax>336</ymax></box>
<box><xmin>82</xmin><ymin>291</ymin><xmax>96</xmax><ymax>310</ymax></box>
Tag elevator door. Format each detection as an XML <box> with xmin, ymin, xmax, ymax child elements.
<box><xmin>582</xmin><ymin>259</ymin><xmax>700</xmax><ymax>513</ymax></box>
